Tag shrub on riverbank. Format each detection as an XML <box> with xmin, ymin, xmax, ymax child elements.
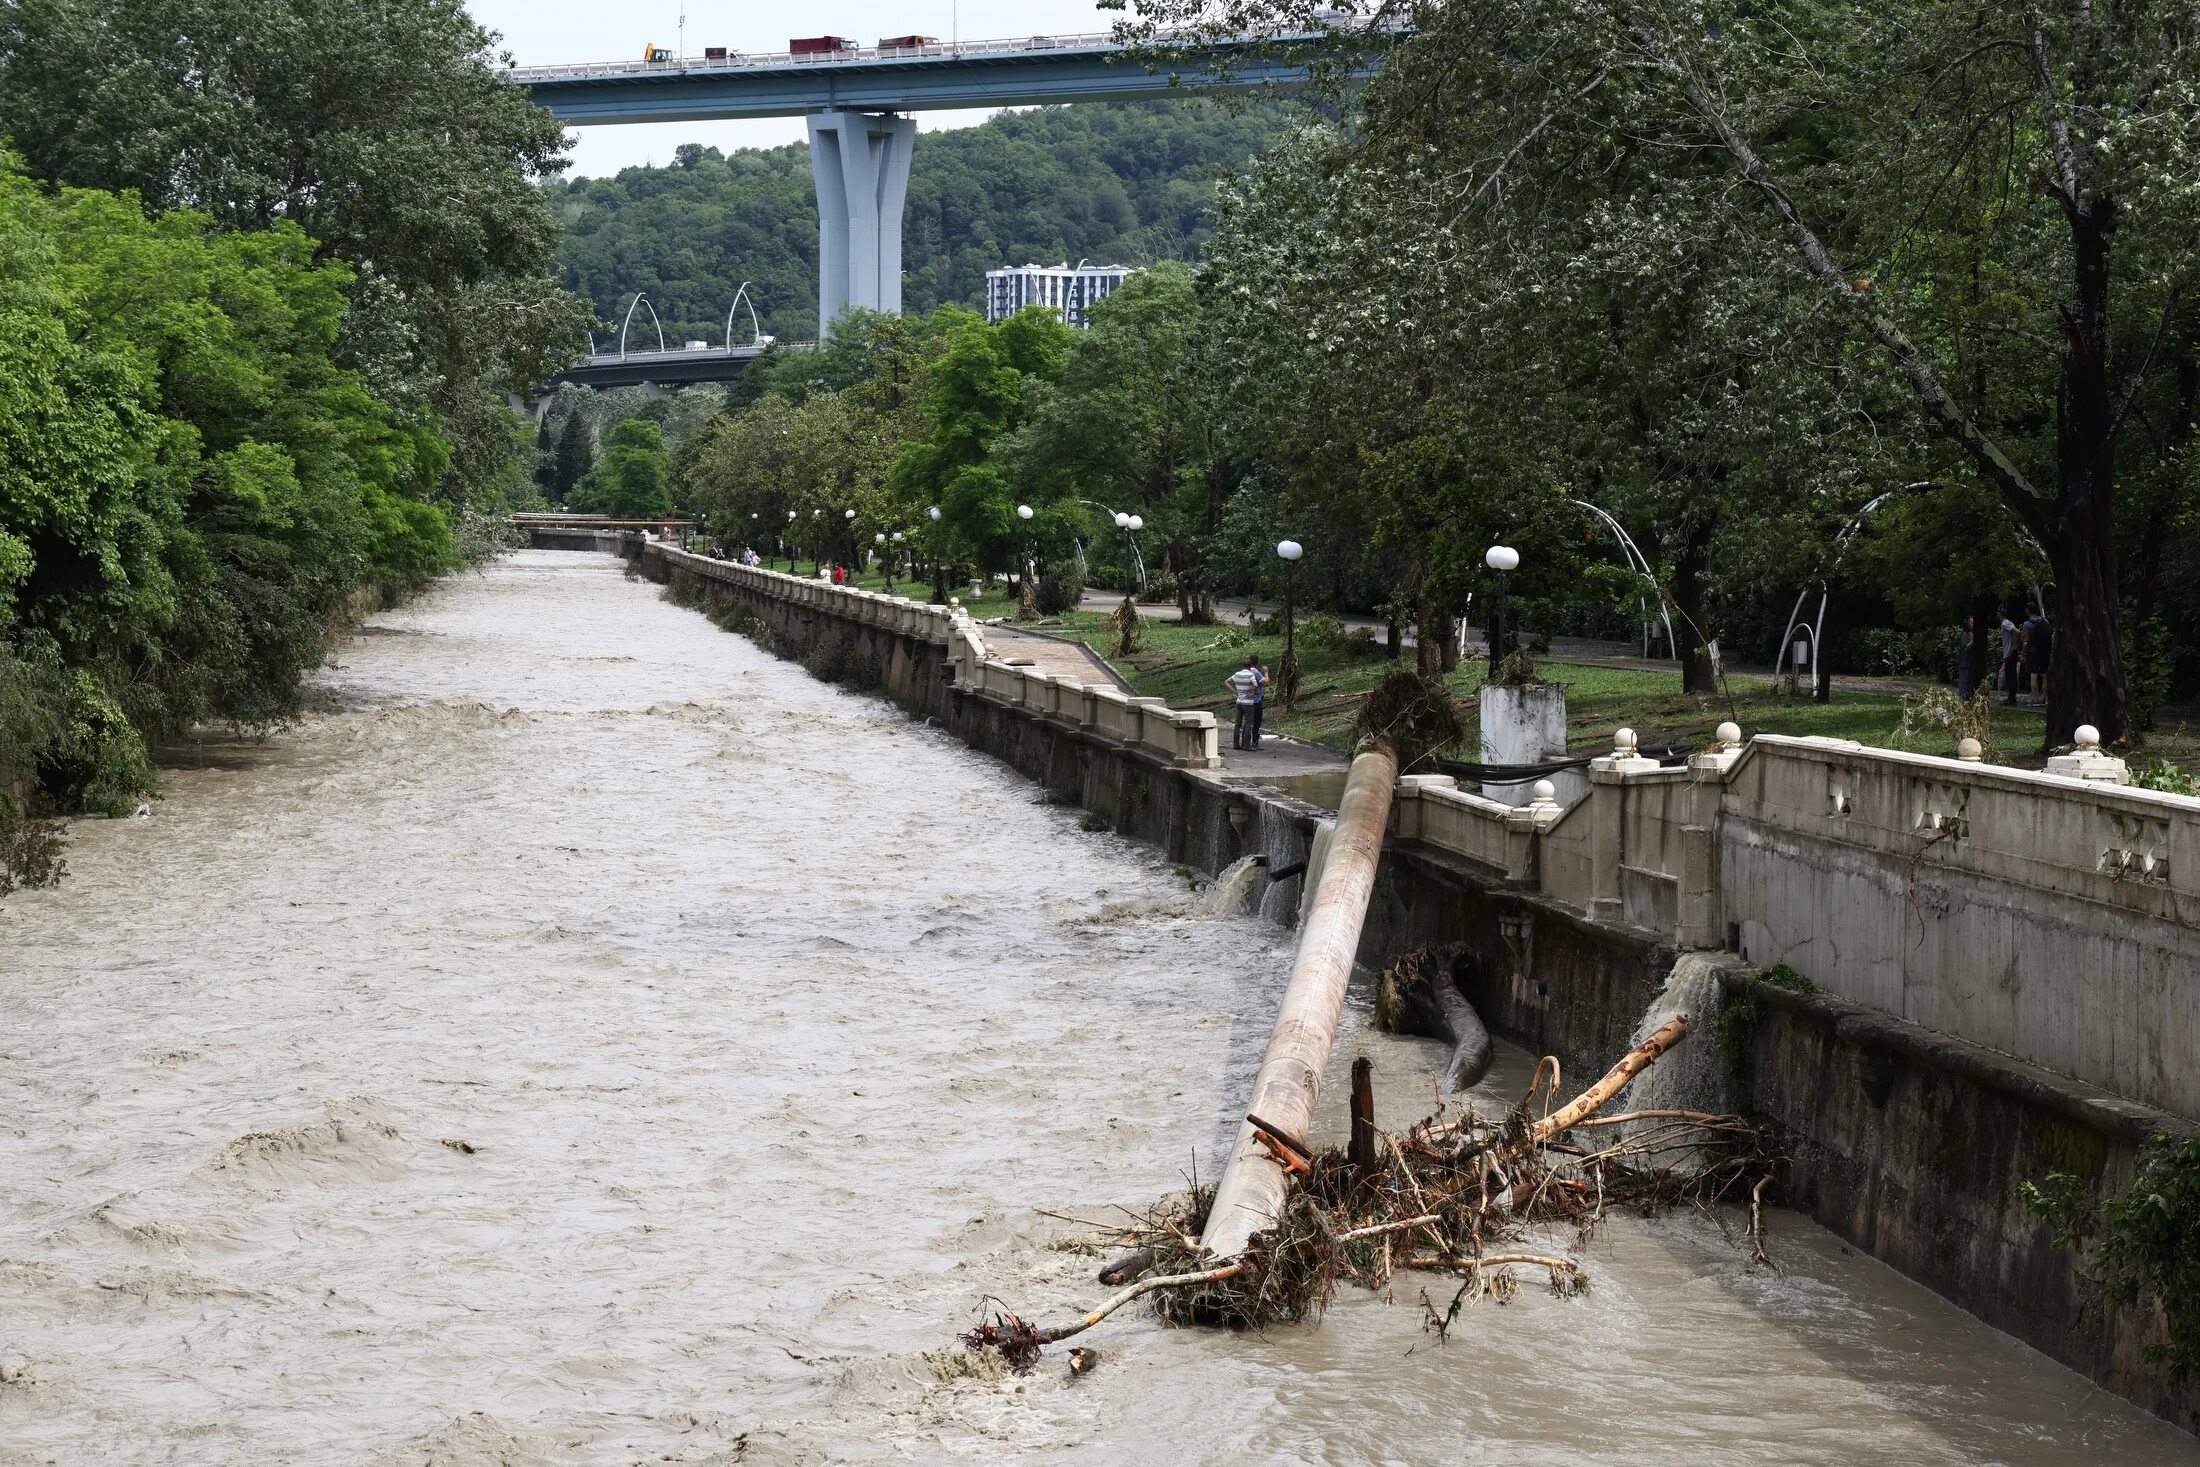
<box><xmin>0</xmin><ymin>161</ymin><xmax>460</xmax><ymax>833</ymax></box>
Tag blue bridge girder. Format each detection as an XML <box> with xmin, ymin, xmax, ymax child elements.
<box><xmin>507</xmin><ymin>31</ymin><xmax>1344</xmax><ymax>126</ymax></box>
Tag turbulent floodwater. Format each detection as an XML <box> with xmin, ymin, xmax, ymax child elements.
<box><xmin>3</xmin><ymin>550</ymin><xmax>2195</xmax><ymax>1466</ymax></box>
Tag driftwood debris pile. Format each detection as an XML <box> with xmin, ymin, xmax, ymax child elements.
<box><xmin>962</xmin><ymin>1016</ymin><xmax>1782</xmax><ymax>1371</ymax></box>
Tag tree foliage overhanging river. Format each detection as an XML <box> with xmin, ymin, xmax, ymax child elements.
<box><xmin>1</xmin><ymin>551</ymin><xmax>2191</xmax><ymax>1465</ymax></box>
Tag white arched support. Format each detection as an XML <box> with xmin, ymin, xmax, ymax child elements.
<box><xmin>724</xmin><ymin>281</ymin><xmax>764</xmax><ymax>349</ymax></box>
<box><xmin>617</xmin><ymin>294</ymin><xmax>666</xmax><ymax>359</ymax></box>
<box><xmin>1774</xmin><ymin>487</ymin><xmax>1912</xmax><ymax>696</ymax></box>
<box><xmin>1568</xmin><ymin>499</ymin><xmax>1677</xmax><ymax>661</ymax></box>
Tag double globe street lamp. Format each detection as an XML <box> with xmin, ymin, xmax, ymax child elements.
<box><xmin>1111</xmin><ymin>510</ymin><xmax>1147</xmax><ymax>593</ymax></box>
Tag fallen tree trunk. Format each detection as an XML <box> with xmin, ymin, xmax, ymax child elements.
<box><xmin>1200</xmin><ymin>739</ymin><xmax>1401</xmax><ymax>1262</ymax></box>
<box><xmin>1381</xmin><ymin>944</ymin><xmax>1493</xmax><ymax>1092</ymax></box>
<box><xmin>1434</xmin><ymin>982</ymin><xmax>1492</xmax><ymax>1093</ymax></box>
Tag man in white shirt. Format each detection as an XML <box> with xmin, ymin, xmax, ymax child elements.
<box><xmin>1225</xmin><ymin>656</ymin><xmax>1264</xmax><ymax>750</ymax></box>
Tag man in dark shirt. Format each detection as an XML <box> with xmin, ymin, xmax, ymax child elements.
<box><xmin>2021</xmin><ymin>604</ymin><xmax>2052</xmax><ymax>703</ymax></box>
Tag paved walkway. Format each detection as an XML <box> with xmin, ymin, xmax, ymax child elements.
<box><xmin>976</xmin><ymin>623</ymin><xmax>1134</xmax><ymax>692</ymax></box>
<box><xmin>975</xmin><ymin>619</ymin><xmax>1347</xmax><ymax>790</ymax></box>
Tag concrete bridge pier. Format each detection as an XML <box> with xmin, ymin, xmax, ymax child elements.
<box><xmin>806</xmin><ymin>109</ymin><xmax>917</xmax><ymax>339</ymax></box>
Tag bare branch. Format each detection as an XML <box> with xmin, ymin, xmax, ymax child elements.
<box><xmin>1469</xmin><ymin>68</ymin><xmax>1612</xmax><ymax>207</ymax></box>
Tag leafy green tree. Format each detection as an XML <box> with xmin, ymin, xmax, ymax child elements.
<box><xmin>550</xmin><ymin>412</ymin><xmax>594</xmax><ymax>501</ymax></box>
<box><xmin>0</xmin><ymin>158</ymin><xmax>454</xmax><ymax>817</ymax></box>
<box><xmin>890</xmin><ymin>309</ymin><xmax>1073</xmax><ymax>583</ymax></box>
<box><xmin>573</xmin><ymin>419</ymin><xmax>672</xmax><ymax>519</ymax></box>
<box><xmin>1006</xmin><ymin>264</ymin><xmax>1227</xmax><ymax>614</ymax></box>
<box><xmin>1129</xmin><ymin>0</ymin><xmax>2200</xmax><ymax>741</ymax></box>
<box><xmin>0</xmin><ymin>0</ymin><xmax>591</xmax><ymax>518</ymax></box>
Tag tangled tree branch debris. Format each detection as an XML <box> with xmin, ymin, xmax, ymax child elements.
<box><xmin>962</xmin><ymin>1015</ymin><xmax>1783</xmax><ymax>1372</ymax></box>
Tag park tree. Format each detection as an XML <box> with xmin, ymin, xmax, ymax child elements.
<box><xmin>572</xmin><ymin>419</ymin><xmax>673</xmax><ymax>520</ymax></box>
<box><xmin>1007</xmin><ymin>264</ymin><xmax>1230</xmax><ymax>617</ymax></box>
<box><xmin>1128</xmin><ymin>0</ymin><xmax>2200</xmax><ymax>743</ymax></box>
<box><xmin>0</xmin><ymin>0</ymin><xmax>593</xmax><ymax>518</ymax></box>
<box><xmin>889</xmin><ymin>308</ymin><xmax>1073</xmax><ymax>585</ymax></box>
<box><xmin>550</xmin><ymin>412</ymin><xmax>594</xmax><ymax>502</ymax></box>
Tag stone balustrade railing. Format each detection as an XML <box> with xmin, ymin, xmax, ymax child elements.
<box><xmin>1397</xmin><ymin>719</ymin><xmax>2200</xmax><ymax>1118</ymax></box>
<box><xmin>639</xmin><ymin>540</ymin><xmax>1218</xmax><ymax>769</ymax></box>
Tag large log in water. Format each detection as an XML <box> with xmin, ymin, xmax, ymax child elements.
<box><xmin>1200</xmin><ymin>740</ymin><xmax>1400</xmax><ymax>1262</ymax></box>
<box><xmin>1388</xmin><ymin>946</ymin><xmax>1493</xmax><ymax>1093</ymax></box>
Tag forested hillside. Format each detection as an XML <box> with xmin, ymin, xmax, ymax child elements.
<box><xmin>550</xmin><ymin>100</ymin><xmax>1293</xmax><ymax>341</ymax></box>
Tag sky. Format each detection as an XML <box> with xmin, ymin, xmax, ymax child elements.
<box><xmin>466</xmin><ymin>1</ymin><xmax>1123</xmax><ymax>177</ymax></box>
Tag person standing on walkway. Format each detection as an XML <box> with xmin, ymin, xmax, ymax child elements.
<box><xmin>2023</xmin><ymin>603</ymin><xmax>2052</xmax><ymax>704</ymax></box>
<box><xmin>2000</xmin><ymin>609</ymin><xmax>2021</xmax><ymax>705</ymax></box>
<box><xmin>1225</xmin><ymin>656</ymin><xmax>1264</xmax><ymax>751</ymax></box>
<box><xmin>1956</xmin><ymin>615</ymin><xmax>1979</xmax><ymax>700</ymax></box>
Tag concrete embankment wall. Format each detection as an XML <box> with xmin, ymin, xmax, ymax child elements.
<box><xmin>607</xmin><ymin>536</ymin><xmax>2196</xmax><ymax>1432</ymax></box>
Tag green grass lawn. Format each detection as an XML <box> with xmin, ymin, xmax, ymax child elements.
<box><xmin>804</xmin><ymin>563</ymin><xmax>2200</xmax><ymax>771</ymax></box>
<box><xmin>1017</xmin><ymin>609</ymin><xmax>2085</xmax><ymax>766</ymax></box>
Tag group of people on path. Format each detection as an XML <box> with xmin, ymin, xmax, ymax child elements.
<box><xmin>1225</xmin><ymin>654</ymin><xmax>1270</xmax><ymax>751</ymax></box>
<box><xmin>1956</xmin><ymin>603</ymin><xmax>2053</xmax><ymax>705</ymax></box>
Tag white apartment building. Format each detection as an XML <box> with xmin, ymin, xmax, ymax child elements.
<box><xmin>983</xmin><ymin>261</ymin><xmax>1137</xmax><ymax>328</ymax></box>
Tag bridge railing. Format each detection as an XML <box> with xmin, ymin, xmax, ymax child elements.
<box><xmin>507</xmin><ymin>32</ymin><xmax>1124</xmax><ymax>83</ymax></box>
<box><xmin>503</xmin><ymin>21</ymin><xmax>1383</xmax><ymax>84</ymax></box>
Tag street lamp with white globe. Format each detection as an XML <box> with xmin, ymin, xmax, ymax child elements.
<box><xmin>1015</xmin><ymin>504</ymin><xmax>1036</xmax><ymax>617</ymax></box>
<box><xmin>1277</xmin><ymin>539</ymin><xmax>1305</xmax><ymax>710</ymax></box>
<box><xmin>1486</xmin><ymin>544</ymin><xmax>1520</xmax><ymax>675</ymax></box>
<box><xmin>927</xmin><ymin>505</ymin><xmax>947</xmax><ymax>604</ymax></box>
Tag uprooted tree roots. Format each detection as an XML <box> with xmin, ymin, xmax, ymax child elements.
<box><xmin>962</xmin><ymin>1019</ymin><xmax>1783</xmax><ymax>1372</ymax></box>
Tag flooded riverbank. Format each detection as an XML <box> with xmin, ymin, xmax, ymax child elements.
<box><xmin>3</xmin><ymin>551</ymin><xmax>2193</xmax><ymax>1464</ymax></box>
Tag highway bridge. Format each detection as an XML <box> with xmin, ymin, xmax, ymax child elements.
<box><xmin>509</xmin><ymin>26</ymin><xmax>1379</xmax><ymax>339</ymax></box>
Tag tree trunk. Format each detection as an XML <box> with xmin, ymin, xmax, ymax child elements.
<box><xmin>1434</xmin><ymin>611</ymin><xmax>1458</xmax><ymax>674</ymax></box>
<box><xmin>1416</xmin><ymin>593</ymin><xmax>1445</xmax><ymax>679</ymax></box>
<box><xmin>1673</xmin><ymin>523</ymin><xmax>1716</xmax><ymax>695</ymax></box>
<box><xmin>2044</xmin><ymin>201</ymin><xmax>2127</xmax><ymax>746</ymax></box>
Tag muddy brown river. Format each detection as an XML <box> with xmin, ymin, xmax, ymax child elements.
<box><xmin>4</xmin><ymin>550</ymin><xmax>2195</xmax><ymax>1465</ymax></box>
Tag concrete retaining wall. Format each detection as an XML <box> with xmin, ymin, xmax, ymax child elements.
<box><xmin>612</xmin><ymin>534</ymin><xmax>2197</xmax><ymax>1433</ymax></box>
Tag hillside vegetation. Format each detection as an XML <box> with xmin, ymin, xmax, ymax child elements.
<box><xmin>550</xmin><ymin>100</ymin><xmax>1295</xmax><ymax>341</ymax></box>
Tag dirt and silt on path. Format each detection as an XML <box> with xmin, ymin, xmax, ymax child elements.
<box><xmin>2</xmin><ymin>550</ymin><xmax>2191</xmax><ymax>1465</ymax></box>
